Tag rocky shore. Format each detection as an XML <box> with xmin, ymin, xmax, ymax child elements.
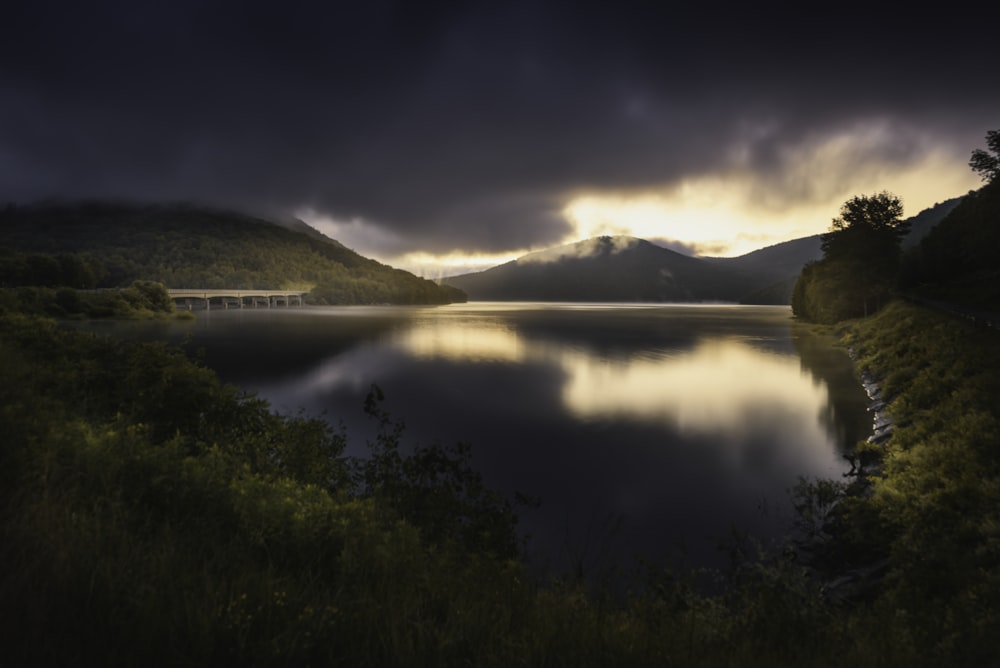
<box><xmin>859</xmin><ymin>366</ymin><xmax>894</xmax><ymax>447</ymax></box>
<box><xmin>811</xmin><ymin>347</ymin><xmax>895</xmax><ymax>604</ymax></box>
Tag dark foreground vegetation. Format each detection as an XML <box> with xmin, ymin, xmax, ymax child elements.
<box><xmin>2</xmin><ymin>298</ymin><xmax>999</xmax><ymax>665</ymax></box>
<box><xmin>0</xmin><ymin>280</ymin><xmax>189</xmax><ymax>320</ymax></box>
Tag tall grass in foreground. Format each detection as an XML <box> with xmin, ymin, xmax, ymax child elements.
<box><xmin>2</xmin><ymin>302</ymin><xmax>998</xmax><ymax>665</ymax></box>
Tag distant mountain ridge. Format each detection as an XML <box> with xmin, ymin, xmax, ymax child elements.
<box><xmin>442</xmin><ymin>235</ymin><xmax>776</xmax><ymax>303</ymax></box>
<box><xmin>443</xmin><ymin>197</ymin><xmax>962</xmax><ymax>304</ymax></box>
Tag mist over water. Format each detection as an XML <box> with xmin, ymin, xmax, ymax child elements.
<box><xmin>86</xmin><ymin>303</ymin><xmax>870</xmax><ymax>578</ymax></box>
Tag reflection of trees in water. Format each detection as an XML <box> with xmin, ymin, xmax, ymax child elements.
<box><xmin>509</xmin><ymin>310</ymin><xmax>700</xmax><ymax>358</ymax></box>
<box><xmin>792</xmin><ymin>325</ymin><xmax>871</xmax><ymax>454</ymax></box>
<box><xmin>506</xmin><ymin>308</ymin><xmax>795</xmax><ymax>360</ymax></box>
<box><xmin>177</xmin><ymin>312</ymin><xmax>400</xmax><ymax>382</ymax></box>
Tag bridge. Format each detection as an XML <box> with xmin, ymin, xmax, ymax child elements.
<box><xmin>168</xmin><ymin>289</ymin><xmax>308</xmax><ymax>310</ymax></box>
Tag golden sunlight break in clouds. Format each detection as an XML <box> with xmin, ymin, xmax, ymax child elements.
<box><xmin>302</xmin><ymin>126</ymin><xmax>981</xmax><ymax>276</ymax></box>
<box><xmin>562</xmin><ymin>130</ymin><xmax>981</xmax><ymax>258</ymax></box>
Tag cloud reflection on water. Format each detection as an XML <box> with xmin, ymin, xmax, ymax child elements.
<box><xmin>389</xmin><ymin>320</ymin><xmax>844</xmax><ymax>479</ymax></box>
<box><xmin>140</xmin><ymin>304</ymin><xmax>867</xmax><ymax>577</ymax></box>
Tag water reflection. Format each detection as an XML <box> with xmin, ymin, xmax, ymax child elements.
<box><xmin>388</xmin><ymin>320</ymin><xmax>844</xmax><ymax>478</ymax></box>
<box><xmin>76</xmin><ymin>304</ymin><xmax>868</xmax><ymax>577</ymax></box>
<box><xmin>398</xmin><ymin>321</ymin><xmax>529</xmax><ymax>363</ymax></box>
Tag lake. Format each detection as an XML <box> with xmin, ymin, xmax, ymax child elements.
<box><xmin>83</xmin><ymin>302</ymin><xmax>871</xmax><ymax>580</ymax></box>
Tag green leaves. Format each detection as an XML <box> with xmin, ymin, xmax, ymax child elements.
<box><xmin>969</xmin><ymin>129</ymin><xmax>1000</xmax><ymax>183</ymax></box>
<box><xmin>356</xmin><ymin>384</ymin><xmax>526</xmax><ymax>560</ymax></box>
<box><xmin>794</xmin><ymin>191</ymin><xmax>906</xmax><ymax>323</ymax></box>
<box><xmin>9</xmin><ymin>300</ymin><xmax>1000</xmax><ymax>664</ymax></box>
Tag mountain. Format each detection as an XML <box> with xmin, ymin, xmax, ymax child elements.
<box><xmin>442</xmin><ymin>198</ymin><xmax>964</xmax><ymax>304</ymax></box>
<box><xmin>700</xmin><ymin>235</ymin><xmax>824</xmax><ymax>304</ymax></box>
<box><xmin>0</xmin><ymin>200</ymin><xmax>466</xmax><ymax>305</ymax></box>
<box><xmin>442</xmin><ymin>236</ymin><xmax>765</xmax><ymax>302</ymax></box>
<box><xmin>701</xmin><ymin>235</ymin><xmax>822</xmax><ymax>282</ymax></box>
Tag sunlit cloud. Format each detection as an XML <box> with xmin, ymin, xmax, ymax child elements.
<box><xmin>389</xmin><ymin>250</ymin><xmax>524</xmax><ymax>279</ymax></box>
<box><xmin>562</xmin><ymin>123</ymin><xmax>981</xmax><ymax>257</ymax></box>
<box><xmin>562</xmin><ymin>185</ymin><xmax>828</xmax><ymax>258</ymax></box>
<box><xmin>295</xmin><ymin>209</ymin><xmax>524</xmax><ymax>278</ymax></box>
<box><xmin>297</xmin><ymin>122</ymin><xmax>982</xmax><ymax>274</ymax></box>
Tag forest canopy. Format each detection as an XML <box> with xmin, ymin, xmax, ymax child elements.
<box><xmin>792</xmin><ymin>191</ymin><xmax>908</xmax><ymax>323</ymax></box>
<box><xmin>0</xmin><ymin>201</ymin><xmax>465</xmax><ymax>305</ymax></box>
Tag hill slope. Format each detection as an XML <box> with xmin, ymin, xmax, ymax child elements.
<box><xmin>900</xmin><ymin>196</ymin><xmax>965</xmax><ymax>250</ymax></box>
<box><xmin>443</xmin><ymin>236</ymin><xmax>760</xmax><ymax>302</ymax></box>
<box><xmin>900</xmin><ymin>184</ymin><xmax>1000</xmax><ymax>308</ymax></box>
<box><xmin>0</xmin><ymin>201</ymin><xmax>465</xmax><ymax>305</ymax></box>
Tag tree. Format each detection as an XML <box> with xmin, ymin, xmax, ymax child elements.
<box><xmin>969</xmin><ymin>129</ymin><xmax>1000</xmax><ymax>183</ymax></box>
<box><xmin>793</xmin><ymin>191</ymin><xmax>907</xmax><ymax>322</ymax></box>
<box><xmin>820</xmin><ymin>191</ymin><xmax>908</xmax><ymax>258</ymax></box>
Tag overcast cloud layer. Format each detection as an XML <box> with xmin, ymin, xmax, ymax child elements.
<box><xmin>2</xmin><ymin>1</ymin><xmax>997</xmax><ymax>265</ymax></box>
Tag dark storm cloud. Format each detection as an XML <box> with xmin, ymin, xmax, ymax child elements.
<box><xmin>2</xmin><ymin>0</ymin><xmax>996</xmax><ymax>255</ymax></box>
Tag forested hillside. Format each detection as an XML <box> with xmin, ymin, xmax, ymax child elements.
<box><xmin>0</xmin><ymin>201</ymin><xmax>465</xmax><ymax>305</ymax></box>
<box><xmin>900</xmin><ymin>177</ymin><xmax>1000</xmax><ymax>308</ymax></box>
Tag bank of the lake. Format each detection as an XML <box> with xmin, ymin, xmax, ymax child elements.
<box><xmin>820</xmin><ymin>301</ymin><xmax>1000</xmax><ymax>663</ymax></box>
<box><xmin>66</xmin><ymin>302</ymin><xmax>869</xmax><ymax>580</ymax></box>
<box><xmin>2</xmin><ymin>300</ymin><xmax>997</xmax><ymax>666</ymax></box>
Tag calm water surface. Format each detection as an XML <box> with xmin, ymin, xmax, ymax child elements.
<box><xmin>87</xmin><ymin>303</ymin><xmax>871</xmax><ymax>577</ymax></box>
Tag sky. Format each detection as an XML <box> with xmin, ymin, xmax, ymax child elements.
<box><xmin>2</xmin><ymin>1</ymin><xmax>996</xmax><ymax>276</ymax></box>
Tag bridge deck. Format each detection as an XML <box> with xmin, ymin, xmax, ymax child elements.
<box><xmin>168</xmin><ymin>289</ymin><xmax>308</xmax><ymax>298</ymax></box>
<box><xmin>168</xmin><ymin>289</ymin><xmax>308</xmax><ymax>310</ymax></box>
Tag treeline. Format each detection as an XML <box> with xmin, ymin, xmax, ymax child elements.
<box><xmin>794</xmin><ymin>131</ymin><xmax>1000</xmax><ymax>322</ymax></box>
<box><xmin>0</xmin><ymin>201</ymin><xmax>465</xmax><ymax>305</ymax></box>
<box><xmin>771</xmin><ymin>130</ymin><xmax>1000</xmax><ymax>664</ymax></box>
<box><xmin>792</xmin><ymin>191</ymin><xmax>910</xmax><ymax>323</ymax></box>
<box><xmin>0</xmin><ymin>281</ymin><xmax>182</xmax><ymax>319</ymax></box>
<box><xmin>899</xmin><ymin>175</ymin><xmax>1000</xmax><ymax>308</ymax></box>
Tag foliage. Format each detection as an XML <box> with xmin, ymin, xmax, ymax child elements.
<box><xmin>968</xmin><ymin>129</ymin><xmax>1000</xmax><ymax>183</ymax></box>
<box><xmin>0</xmin><ymin>281</ymin><xmax>180</xmax><ymax>319</ymax></box>
<box><xmin>0</xmin><ymin>312</ymin><xmax>528</xmax><ymax>664</ymax></box>
<box><xmin>836</xmin><ymin>302</ymin><xmax>1000</xmax><ymax>663</ymax></box>
<box><xmin>899</xmin><ymin>175</ymin><xmax>1000</xmax><ymax>309</ymax></box>
<box><xmin>793</xmin><ymin>191</ymin><xmax>907</xmax><ymax>323</ymax></box>
<box><xmin>4</xmin><ymin>298</ymin><xmax>1000</xmax><ymax>665</ymax></box>
<box><xmin>798</xmin><ymin>132</ymin><xmax>1000</xmax><ymax>317</ymax></box>
<box><xmin>356</xmin><ymin>384</ymin><xmax>530</xmax><ymax>560</ymax></box>
<box><xmin>0</xmin><ymin>201</ymin><xmax>465</xmax><ymax>305</ymax></box>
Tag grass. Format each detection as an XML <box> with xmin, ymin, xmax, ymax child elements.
<box><xmin>2</xmin><ymin>300</ymin><xmax>999</xmax><ymax>665</ymax></box>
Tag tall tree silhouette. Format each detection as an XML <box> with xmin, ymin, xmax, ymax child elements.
<box><xmin>969</xmin><ymin>129</ymin><xmax>1000</xmax><ymax>183</ymax></box>
<box><xmin>794</xmin><ymin>191</ymin><xmax>906</xmax><ymax>322</ymax></box>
